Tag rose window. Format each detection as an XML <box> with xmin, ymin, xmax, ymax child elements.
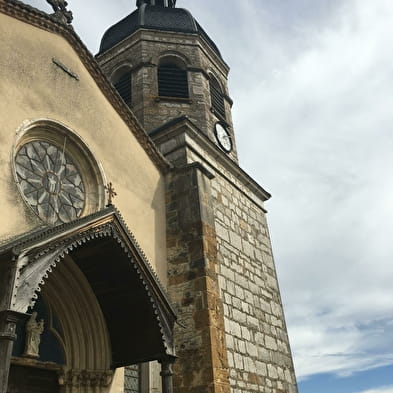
<box><xmin>15</xmin><ymin>140</ymin><xmax>86</xmax><ymax>225</ymax></box>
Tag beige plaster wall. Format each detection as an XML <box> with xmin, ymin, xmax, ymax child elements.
<box><xmin>0</xmin><ymin>13</ymin><xmax>167</xmax><ymax>282</ymax></box>
<box><xmin>110</xmin><ymin>369</ymin><xmax>125</xmax><ymax>393</ymax></box>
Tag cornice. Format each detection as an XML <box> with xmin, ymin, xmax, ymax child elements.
<box><xmin>0</xmin><ymin>0</ymin><xmax>170</xmax><ymax>173</ymax></box>
<box><xmin>151</xmin><ymin>117</ymin><xmax>271</xmax><ymax>207</ymax></box>
<box><xmin>96</xmin><ymin>27</ymin><xmax>230</xmax><ymax>77</ymax></box>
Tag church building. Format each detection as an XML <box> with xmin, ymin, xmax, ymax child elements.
<box><xmin>0</xmin><ymin>1</ymin><xmax>298</xmax><ymax>393</ymax></box>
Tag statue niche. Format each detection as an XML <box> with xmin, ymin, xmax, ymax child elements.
<box><xmin>23</xmin><ymin>312</ymin><xmax>44</xmax><ymax>359</ymax></box>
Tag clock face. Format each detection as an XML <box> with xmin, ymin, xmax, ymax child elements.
<box><xmin>15</xmin><ymin>140</ymin><xmax>86</xmax><ymax>226</ymax></box>
<box><xmin>214</xmin><ymin>123</ymin><xmax>232</xmax><ymax>152</ymax></box>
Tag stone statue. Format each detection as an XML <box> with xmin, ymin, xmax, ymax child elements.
<box><xmin>47</xmin><ymin>0</ymin><xmax>73</xmax><ymax>24</ymax></box>
<box><xmin>23</xmin><ymin>312</ymin><xmax>44</xmax><ymax>358</ymax></box>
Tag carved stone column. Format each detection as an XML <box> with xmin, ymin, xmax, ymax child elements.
<box><xmin>59</xmin><ymin>369</ymin><xmax>113</xmax><ymax>393</ymax></box>
<box><xmin>0</xmin><ymin>310</ymin><xmax>27</xmax><ymax>393</ymax></box>
<box><xmin>159</xmin><ymin>357</ymin><xmax>176</xmax><ymax>393</ymax></box>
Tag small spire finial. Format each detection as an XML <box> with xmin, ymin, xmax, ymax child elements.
<box><xmin>105</xmin><ymin>182</ymin><xmax>117</xmax><ymax>206</ymax></box>
<box><xmin>136</xmin><ymin>0</ymin><xmax>176</xmax><ymax>8</ymax></box>
<box><xmin>47</xmin><ymin>0</ymin><xmax>73</xmax><ymax>25</ymax></box>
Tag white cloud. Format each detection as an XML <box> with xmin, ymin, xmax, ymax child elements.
<box><xmin>355</xmin><ymin>387</ymin><xmax>393</xmax><ymax>393</ymax></box>
<box><xmin>193</xmin><ymin>0</ymin><xmax>393</xmax><ymax>382</ymax></box>
<box><xmin>229</xmin><ymin>0</ymin><xmax>393</xmax><ymax>380</ymax></box>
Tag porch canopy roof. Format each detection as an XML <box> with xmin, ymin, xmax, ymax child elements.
<box><xmin>0</xmin><ymin>206</ymin><xmax>176</xmax><ymax>368</ymax></box>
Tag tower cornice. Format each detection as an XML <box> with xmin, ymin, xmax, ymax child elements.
<box><xmin>150</xmin><ymin>116</ymin><xmax>271</xmax><ymax>206</ymax></box>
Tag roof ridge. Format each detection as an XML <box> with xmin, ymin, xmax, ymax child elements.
<box><xmin>0</xmin><ymin>0</ymin><xmax>171</xmax><ymax>173</ymax></box>
<box><xmin>97</xmin><ymin>5</ymin><xmax>223</xmax><ymax>60</ymax></box>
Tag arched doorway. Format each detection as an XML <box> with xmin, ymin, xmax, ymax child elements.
<box><xmin>8</xmin><ymin>254</ymin><xmax>112</xmax><ymax>393</ymax></box>
<box><xmin>0</xmin><ymin>207</ymin><xmax>176</xmax><ymax>393</ymax></box>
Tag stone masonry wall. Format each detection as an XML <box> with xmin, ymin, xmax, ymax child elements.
<box><xmin>154</xmin><ymin>126</ymin><xmax>298</xmax><ymax>393</ymax></box>
<box><xmin>211</xmin><ymin>174</ymin><xmax>297</xmax><ymax>393</ymax></box>
<box><xmin>165</xmin><ymin>164</ymin><xmax>231</xmax><ymax>393</ymax></box>
<box><xmin>96</xmin><ymin>30</ymin><xmax>238</xmax><ymax>162</ymax></box>
<box><xmin>180</xmin><ymin>139</ymin><xmax>298</xmax><ymax>393</ymax></box>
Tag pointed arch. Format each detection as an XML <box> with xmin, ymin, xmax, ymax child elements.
<box><xmin>42</xmin><ymin>256</ymin><xmax>112</xmax><ymax>371</ymax></box>
<box><xmin>2</xmin><ymin>206</ymin><xmax>177</xmax><ymax>368</ymax></box>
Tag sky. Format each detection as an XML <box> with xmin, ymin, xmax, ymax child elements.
<box><xmin>22</xmin><ymin>1</ymin><xmax>393</xmax><ymax>392</ymax></box>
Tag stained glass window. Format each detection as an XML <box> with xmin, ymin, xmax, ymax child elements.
<box><xmin>15</xmin><ymin>140</ymin><xmax>85</xmax><ymax>226</ymax></box>
<box><xmin>124</xmin><ymin>365</ymin><xmax>140</xmax><ymax>393</ymax></box>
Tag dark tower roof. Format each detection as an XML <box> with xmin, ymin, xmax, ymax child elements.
<box><xmin>98</xmin><ymin>2</ymin><xmax>222</xmax><ymax>58</ymax></box>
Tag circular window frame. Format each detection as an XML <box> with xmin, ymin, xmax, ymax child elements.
<box><xmin>214</xmin><ymin>122</ymin><xmax>232</xmax><ymax>153</ymax></box>
<box><xmin>12</xmin><ymin>119</ymin><xmax>106</xmax><ymax>226</ymax></box>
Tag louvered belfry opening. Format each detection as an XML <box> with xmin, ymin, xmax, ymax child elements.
<box><xmin>113</xmin><ymin>71</ymin><xmax>132</xmax><ymax>107</ymax></box>
<box><xmin>158</xmin><ymin>63</ymin><xmax>189</xmax><ymax>99</ymax></box>
<box><xmin>210</xmin><ymin>76</ymin><xmax>226</xmax><ymax>119</ymax></box>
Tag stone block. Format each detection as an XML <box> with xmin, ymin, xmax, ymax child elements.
<box><xmin>265</xmin><ymin>336</ymin><xmax>278</xmax><ymax>351</ymax></box>
<box><xmin>270</xmin><ymin>301</ymin><xmax>282</xmax><ymax>318</ymax></box>
<box><xmin>219</xmin><ymin>275</ymin><xmax>227</xmax><ymax>291</ymax></box>
<box><xmin>277</xmin><ymin>367</ymin><xmax>284</xmax><ymax>381</ymax></box>
<box><xmin>260</xmin><ymin>299</ymin><xmax>271</xmax><ymax>314</ymax></box>
<box><xmin>284</xmin><ymin>369</ymin><xmax>293</xmax><ymax>384</ymax></box>
<box><xmin>254</xmin><ymin>332</ymin><xmax>264</xmax><ymax>346</ymax></box>
<box><xmin>216</xmin><ymin>221</ymin><xmax>230</xmax><ymax>243</ymax></box>
<box><xmin>245</xmin><ymin>342</ymin><xmax>258</xmax><ymax>358</ymax></box>
<box><xmin>226</xmin><ymin>334</ymin><xmax>234</xmax><ymax>349</ymax></box>
<box><xmin>226</xmin><ymin>279</ymin><xmax>235</xmax><ymax>295</ymax></box>
<box><xmin>246</xmin><ymin>315</ymin><xmax>259</xmax><ymax>329</ymax></box>
<box><xmin>221</xmin><ymin>265</ymin><xmax>235</xmax><ymax>282</ymax></box>
<box><xmin>228</xmin><ymin>320</ymin><xmax>242</xmax><ymax>338</ymax></box>
<box><xmin>234</xmin><ymin>309</ymin><xmax>247</xmax><ymax>324</ymax></box>
<box><xmin>224</xmin><ymin>292</ymin><xmax>232</xmax><ymax>305</ymax></box>
<box><xmin>241</xmin><ymin>326</ymin><xmax>251</xmax><ymax>341</ymax></box>
<box><xmin>229</xmin><ymin>231</ymin><xmax>242</xmax><ymax>250</ymax></box>
<box><xmin>244</xmin><ymin>290</ymin><xmax>254</xmax><ymax>305</ymax></box>
<box><xmin>267</xmin><ymin>365</ymin><xmax>278</xmax><ymax>380</ymax></box>
<box><xmin>235</xmin><ymin>286</ymin><xmax>245</xmax><ymax>300</ymax></box>
<box><xmin>255</xmin><ymin>361</ymin><xmax>267</xmax><ymax>376</ymax></box>
<box><xmin>241</xmin><ymin>301</ymin><xmax>249</xmax><ymax>314</ymax></box>
<box><xmin>227</xmin><ymin>352</ymin><xmax>234</xmax><ymax>368</ymax></box>
<box><xmin>234</xmin><ymin>353</ymin><xmax>244</xmax><ymax>369</ymax></box>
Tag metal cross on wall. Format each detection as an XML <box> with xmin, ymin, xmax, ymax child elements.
<box><xmin>46</xmin><ymin>0</ymin><xmax>73</xmax><ymax>24</ymax></box>
<box><xmin>105</xmin><ymin>182</ymin><xmax>117</xmax><ymax>206</ymax></box>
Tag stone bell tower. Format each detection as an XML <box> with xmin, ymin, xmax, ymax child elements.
<box><xmin>97</xmin><ymin>2</ymin><xmax>298</xmax><ymax>393</ymax></box>
<box><xmin>97</xmin><ymin>0</ymin><xmax>238</xmax><ymax>163</ymax></box>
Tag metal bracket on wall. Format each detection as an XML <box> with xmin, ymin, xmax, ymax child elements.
<box><xmin>52</xmin><ymin>58</ymin><xmax>79</xmax><ymax>81</ymax></box>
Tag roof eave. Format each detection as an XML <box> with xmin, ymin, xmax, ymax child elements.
<box><xmin>0</xmin><ymin>0</ymin><xmax>170</xmax><ymax>173</ymax></box>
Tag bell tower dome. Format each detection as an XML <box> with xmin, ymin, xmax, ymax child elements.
<box><xmin>96</xmin><ymin>0</ymin><xmax>238</xmax><ymax>162</ymax></box>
